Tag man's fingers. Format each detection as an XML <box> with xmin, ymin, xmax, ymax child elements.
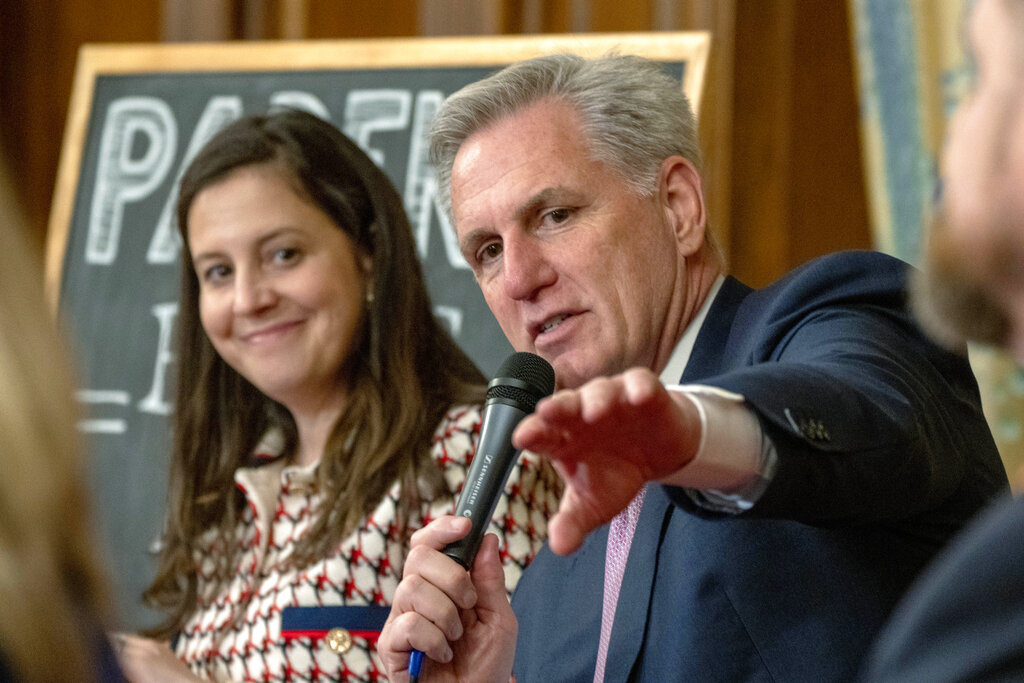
<box><xmin>404</xmin><ymin>516</ymin><xmax>478</xmax><ymax>609</ymax></box>
<box><xmin>469</xmin><ymin>535</ymin><xmax>514</xmax><ymax>616</ymax></box>
<box><xmin>546</xmin><ymin>485</ymin><xmax>604</xmax><ymax>556</ymax></box>
<box><xmin>548</xmin><ymin>509</ymin><xmax>589</xmax><ymax>556</ymax></box>
<box><xmin>390</xmin><ymin>610</ymin><xmax>456</xmax><ymax>665</ymax></box>
<box><xmin>575</xmin><ymin>377</ymin><xmax>621</xmax><ymax>423</ymax></box>
<box><xmin>384</xmin><ymin>515</ymin><xmax>481</xmax><ymax>661</ymax></box>
<box><xmin>378</xmin><ymin>610</ymin><xmax>454</xmax><ymax>681</ymax></box>
<box><xmin>409</xmin><ymin>514</ymin><xmax>473</xmax><ymax>550</ymax></box>
<box><xmin>512</xmin><ymin>412</ymin><xmax>566</xmax><ymax>454</ymax></box>
<box><xmin>391</xmin><ymin>569</ymin><xmax>468</xmax><ymax>642</ymax></box>
<box><xmin>380</xmin><ymin>520</ymin><xmax>477</xmax><ymax>679</ymax></box>
<box><xmin>513</xmin><ymin>376</ymin><xmax>634</xmax><ymax>454</ymax></box>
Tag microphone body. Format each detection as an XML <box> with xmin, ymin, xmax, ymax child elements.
<box><xmin>443</xmin><ymin>351</ymin><xmax>555</xmax><ymax>569</ymax></box>
<box><xmin>443</xmin><ymin>401</ymin><xmax>529</xmax><ymax>568</ymax></box>
<box><xmin>407</xmin><ymin>351</ymin><xmax>553</xmax><ymax>682</ymax></box>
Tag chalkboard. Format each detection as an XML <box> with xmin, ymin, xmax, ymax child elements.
<box><xmin>45</xmin><ymin>33</ymin><xmax>710</xmax><ymax>629</ymax></box>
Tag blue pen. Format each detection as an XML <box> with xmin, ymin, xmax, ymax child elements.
<box><xmin>408</xmin><ymin>648</ymin><xmax>424</xmax><ymax>682</ymax></box>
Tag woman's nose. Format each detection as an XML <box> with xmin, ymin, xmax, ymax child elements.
<box><xmin>232</xmin><ymin>268</ymin><xmax>276</xmax><ymax>315</ymax></box>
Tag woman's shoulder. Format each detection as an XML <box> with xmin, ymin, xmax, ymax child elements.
<box><xmin>433</xmin><ymin>402</ymin><xmax>483</xmax><ymax>437</ymax></box>
<box><xmin>428</xmin><ymin>402</ymin><xmax>483</xmax><ymax>468</ymax></box>
<box><xmin>427</xmin><ymin>403</ymin><xmax>557</xmax><ymax>484</ymax></box>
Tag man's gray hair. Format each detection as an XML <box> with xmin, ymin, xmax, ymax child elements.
<box><xmin>429</xmin><ymin>53</ymin><xmax>703</xmax><ymax>220</ymax></box>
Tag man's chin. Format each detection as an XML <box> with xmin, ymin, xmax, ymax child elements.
<box><xmin>547</xmin><ymin>353</ymin><xmax>606</xmax><ymax>391</ymax></box>
<box><xmin>910</xmin><ymin>219</ymin><xmax>1012</xmax><ymax>351</ymax></box>
<box><xmin>550</xmin><ymin>363</ymin><xmax>585</xmax><ymax>391</ymax></box>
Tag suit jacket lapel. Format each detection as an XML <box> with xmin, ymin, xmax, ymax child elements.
<box><xmin>683</xmin><ymin>276</ymin><xmax>749</xmax><ymax>382</ymax></box>
<box><xmin>599</xmin><ymin>278</ymin><xmax>750</xmax><ymax>679</ymax></box>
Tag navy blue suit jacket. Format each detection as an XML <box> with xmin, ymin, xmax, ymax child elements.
<box><xmin>511</xmin><ymin>251</ymin><xmax>1008</xmax><ymax>682</ymax></box>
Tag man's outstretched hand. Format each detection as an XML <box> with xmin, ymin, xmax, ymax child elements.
<box><xmin>513</xmin><ymin>367</ymin><xmax>702</xmax><ymax>555</ymax></box>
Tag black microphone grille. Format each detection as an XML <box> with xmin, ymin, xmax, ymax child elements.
<box><xmin>486</xmin><ymin>351</ymin><xmax>555</xmax><ymax>411</ymax></box>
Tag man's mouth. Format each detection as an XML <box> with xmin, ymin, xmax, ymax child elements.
<box><xmin>540</xmin><ymin>313</ymin><xmax>572</xmax><ymax>334</ymax></box>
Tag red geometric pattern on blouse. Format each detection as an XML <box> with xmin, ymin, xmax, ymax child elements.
<box><xmin>174</xmin><ymin>404</ymin><xmax>560</xmax><ymax>682</ymax></box>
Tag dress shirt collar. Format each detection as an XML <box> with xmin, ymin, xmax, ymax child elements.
<box><xmin>658</xmin><ymin>275</ymin><xmax>726</xmax><ymax>385</ymax></box>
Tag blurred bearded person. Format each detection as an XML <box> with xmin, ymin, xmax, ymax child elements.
<box><xmin>911</xmin><ymin>0</ymin><xmax>1024</xmax><ymax>357</ymax></box>
<box><xmin>863</xmin><ymin>0</ymin><xmax>1024</xmax><ymax>680</ymax></box>
<box><xmin>911</xmin><ymin>211</ymin><xmax>1013</xmax><ymax>354</ymax></box>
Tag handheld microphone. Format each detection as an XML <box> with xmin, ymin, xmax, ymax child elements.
<box><xmin>443</xmin><ymin>351</ymin><xmax>555</xmax><ymax>569</ymax></box>
<box><xmin>407</xmin><ymin>352</ymin><xmax>553</xmax><ymax>681</ymax></box>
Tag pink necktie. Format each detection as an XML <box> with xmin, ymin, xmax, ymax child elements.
<box><xmin>592</xmin><ymin>488</ymin><xmax>646</xmax><ymax>683</ymax></box>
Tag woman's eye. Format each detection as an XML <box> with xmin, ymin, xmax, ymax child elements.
<box><xmin>273</xmin><ymin>247</ymin><xmax>299</xmax><ymax>264</ymax></box>
<box><xmin>202</xmin><ymin>263</ymin><xmax>231</xmax><ymax>284</ymax></box>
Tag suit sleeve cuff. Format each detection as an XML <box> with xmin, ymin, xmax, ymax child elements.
<box><xmin>659</xmin><ymin>385</ymin><xmax>778</xmax><ymax>514</ymax></box>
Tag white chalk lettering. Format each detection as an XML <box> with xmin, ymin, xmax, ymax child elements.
<box><xmin>434</xmin><ymin>305</ymin><xmax>463</xmax><ymax>336</ymax></box>
<box><xmin>147</xmin><ymin>96</ymin><xmax>244</xmax><ymax>264</ymax></box>
<box><xmin>343</xmin><ymin>89</ymin><xmax>412</xmax><ymax>167</ymax></box>
<box><xmin>405</xmin><ymin>90</ymin><xmax>467</xmax><ymax>269</ymax></box>
<box><xmin>137</xmin><ymin>301</ymin><xmax>177</xmax><ymax>416</ymax></box>
<box><xmin>76</xmin><ymin>389</ymin><xmax>131</xmax><ymax>434</ymax></box>
<box><xmin>269</xmin><ymin>91</ymin><xmax>330</xmax><ymax>119</ymax></box>
<box><xmin>87</xmin><ymin>97</ymin><xmax>176</xmax><ymax>265</ymax></box>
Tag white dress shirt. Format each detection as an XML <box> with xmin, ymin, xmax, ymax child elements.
<box><xmin>656</xmin><ymin>276</ymin><xmax>778</xmax><ymax>512</ymax></box>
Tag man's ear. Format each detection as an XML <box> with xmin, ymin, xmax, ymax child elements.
<box><xmin>659</xmin><ymin>156</ymin><xmax>707</xmax><ymax>257</ymax></box>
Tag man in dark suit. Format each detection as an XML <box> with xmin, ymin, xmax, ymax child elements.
<box><xmin>860</xmin><ymin>0</ymin><xmax>1024</xmax><ymax>679</ymax></box>
<box><xmin>378</xmin><ymin>52</ymin><xmax>1008</xmax><ymax>681</ymax></box>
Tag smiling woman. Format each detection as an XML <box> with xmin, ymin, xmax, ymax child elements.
<box><xmin>115</xmin><ymin>110</ymin><xmax>561</xmax><ymax>683</ymax></box>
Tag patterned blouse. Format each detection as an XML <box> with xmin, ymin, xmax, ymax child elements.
<box><xmin>174</xmin><ymin>404</ymin><xmax>560</xmax><ymax>682</ymax></box>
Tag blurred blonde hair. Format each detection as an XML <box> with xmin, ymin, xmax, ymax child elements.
<box><xmin>0</xmin><ymin>156</ymin><xmax>112</xmax><ymax>681</ymax></box>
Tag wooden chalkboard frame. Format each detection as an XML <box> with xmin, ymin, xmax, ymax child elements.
<box><xmin>46</xmin><ymin>32</ymin><xmax>710</xmax><ymax>303</ymax></box>
<box><xmin>44</xmin><ymin>32</ymin><xmax>710</xmax><ymax>628</ymax></box>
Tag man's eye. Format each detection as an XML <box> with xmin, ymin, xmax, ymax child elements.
<box><xmin>545</xmin><ymin>208</ymin><xmax>571</xmax><ymax>224</ymax></box>
<box><xmin>478</xmin><ymin>242</ymin><xmax>503</xmax><ymax>263</ymax></box>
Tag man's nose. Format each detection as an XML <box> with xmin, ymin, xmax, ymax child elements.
<box><xmin>502</xmin><ymin>235</ymin><xmax>556</xmax><ymax>301</ymax></box>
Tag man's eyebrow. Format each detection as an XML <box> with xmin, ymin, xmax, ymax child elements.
<box><xmin>458</xmin><ymin>226</ymin><xmax>491</xmax><ymax>256</ymax></box>
<box><xmin>513</xmin><ymin>187</ymin><xmax>559</xmax><ymax>222</ymax></box>
<box><xmin>515</xmin><ymin>186</ymin><xmax>587</xmax><ymax>222</ymax></box>
<box><xmin>458</xmin><ymin>186</ymin><xmax>583</xmax><ymax>253</ymax></box>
